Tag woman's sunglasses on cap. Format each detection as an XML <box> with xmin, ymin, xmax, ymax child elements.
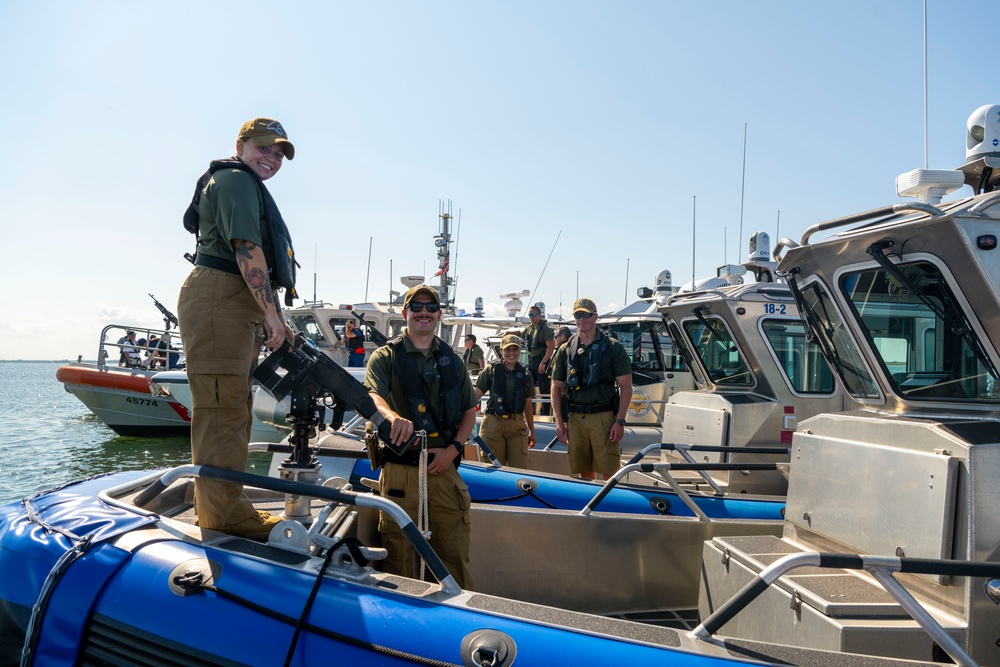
<box><xmin>408</xmin><ymin>301</ymin><xmax>441</xmax><ymax>313</ymax></box>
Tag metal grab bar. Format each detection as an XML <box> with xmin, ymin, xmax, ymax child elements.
<box><xmin>692</xmin><ymin>552</ymin><xmax>1000</xmax><ymax>667</ymax></box>
<box><xmin>579</xmin><ymin>460</ymin><xmax>777</xmax><ymax>520</ymax></box>
<box><xmin>799</xmin><ymin>202</ymin><xmax>945</xmax><ymax>246</ymax></box>
<box><xmin>125</xmin><ymin>465</ymin><xmax>461</xmax><ymax>595</ymax></box>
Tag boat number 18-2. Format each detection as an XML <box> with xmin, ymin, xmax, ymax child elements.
<box><xmin>763</xmin><ymin>304</ymin><xmax>787</xmax><ymax>315</ymax></box>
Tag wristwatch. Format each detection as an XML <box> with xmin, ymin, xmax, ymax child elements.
<box><xmin>450</xmin><ymin>440</ymin><xmax>464</xmax><ymax>453</ymax></box>
<box><xmin>615</xmin><ymin>418</ymin><xmax>626</xmax><ymax>426</ymax></box>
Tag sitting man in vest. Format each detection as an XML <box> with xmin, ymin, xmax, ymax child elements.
<box><xmin>364</xmin><ymin>284</ymin><xmax>478</xmax><ymax>589</ymax></box>
<box><xmin>474</xmin><ymin>334</ymin><xmax>535</xmax><ymax>467</ymax></box>
<box><xmin>551</xmin><ymin>298</ymin><xmax>633</xmax><ymax>480</ymax></box>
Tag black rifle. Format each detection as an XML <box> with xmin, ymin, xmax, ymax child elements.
<box><xmin>253</xmin><ymin>335</ymin><xmax>418</xmax><ymax>458</ymax></box>
<box><xmin>351</xmin><ymin>311</ymin><xmax>390</xmax><ymax>347</ymax></box>
<box><xmin>149</xmin><ymin>293</ymin><xmax>179</xmax><ymax>330</ymax></box>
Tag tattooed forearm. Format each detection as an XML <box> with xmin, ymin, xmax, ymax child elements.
<box><xmin>234</xmin><ymin>240</ymin><xmax>275</xmax><ymax>308</ymax></box>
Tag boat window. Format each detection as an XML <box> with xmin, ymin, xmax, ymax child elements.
<box><xmin>761</xmin><ymin>319</ymin><xmax>836</xmax><ymax>394</ymax></box>
<box><xmin>288</xmin><ymin>314</ymin><xmax>328</xmax><ymax>345</ymax></box>
<box><xmin>840</xmin><ymin>261</ymin><xmax>1000</xmax><ymax>401</ymax></box>
<box><xmin>795</xmin><ymin>280</ymin><xmax>880</xmax><ymax>398</ymax></box>
<box><xmin>387</xmin><ymin>318</ymin><xmax>405</xmax><ymax>338</ymax></box>
<box><xmin>682</xmin><ymin>315</ymin><xmax>753</xmax><ymax>386</ymax></box>
<box><xmin>668</xmin><ymin>320</ymin><xmax>707</xmax><ymax>385</ymax></box>
<box><xmin>603</xmin><ymin>321</ymin><xmax>686</xmax><ymax>373</ymax></box>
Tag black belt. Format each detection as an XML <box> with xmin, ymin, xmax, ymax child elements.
<box><xmin>486</xmin><ymin>411</ymin><xmax>524</xmax><ymax>418</ymax></box>
<box><xmin>383</xmin><ymin>446</ymin><xmax>459</xmax><ymax>468</ymax></box>
<box><xmin>567</xmin><ymin>403</ymin><xmax>615</xmax><ymax>414</ymax></box>
<box><xmin>194</xmin><ymin>253</ymin><xmax>241</xmax><ymax>276</ymax></box>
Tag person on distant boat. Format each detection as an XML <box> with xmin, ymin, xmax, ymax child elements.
<box><xmin>364</xmin><ymin>284</ymin><xmax>477</xmax><ymax>589</ymax></box>
<box><xmin>177</xmin><ymin>117</ymin><xmax>297</xmax><ymax>540</ymax></box>
<box><xmin>148</xmin><ymin>333</ymin><xmax>181</xmax><ymax>370</ymax></box>
<box><xmin>121</xmin><ymin>331</ymin><xmax>142</xmax><ymax>368</ymax></box>
<box><xmin>344</xmin><ymin>319</ymin><xmax>365</xmax><ymax>367</ymax></box>
<box><xmin>462</xmin><ymin>334</ymin><xmax>485</xmax><ymax>374</ymax></box>
<box><xmin>117</xmin><ymin>330</ymin><xmax>138</xmax><ymax>366</ymax></box>
<box><xmin>523</xmin><ymin>304</ymin><xmax>555</xmax><ymax>415</ymax></box>
<box><xmin>474</xmin><ymin>334</ymin><xmax>535</xmax><ymax>467</ymax></box>
<box><xmin>551</xmin><ymin>298</ymin><xmax>632</xmax><ymax>480</ymax></box>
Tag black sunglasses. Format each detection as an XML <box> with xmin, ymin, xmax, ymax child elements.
<box><xmin>408</xmin><ymin>302</ymin><xmax>441</xmax><ymax>313</ymax></box>
<box><xmin>574</xmin><ymin>312</ymin><xmax>596</xmax><ymax>319</ymax></box>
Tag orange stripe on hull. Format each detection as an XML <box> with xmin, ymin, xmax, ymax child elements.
<box><xmin>56</xmin><ymin>365</ymin><xmax>153</xmax><ymax>395</ymax></box>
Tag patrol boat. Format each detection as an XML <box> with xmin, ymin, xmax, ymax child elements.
<box><xmin>9</xmin><ymin>108</ymin><xmax>1000</xmax><ymax>667</ymax></box>
<box><xmin>56</xmin><ymin>322</ymin><xmax>191</xmax><ymax>437</ymax></box>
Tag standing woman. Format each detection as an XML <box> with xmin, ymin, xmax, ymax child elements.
<box><xmin>178</xmin><ymin>118</ymin><xmax>298</xmax><ymax>539</ymax></box>
<box><xmin>475</xmin><ymin>334</ymin><xmax>536</xmax><ymax>467</ymax></box>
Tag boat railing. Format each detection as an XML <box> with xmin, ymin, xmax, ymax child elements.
<box><xmin>771</xmin><ymin>202</ymin><xmax>947</xmax><ymax>264</ymax></box>
<box><xmin>580</xmin><ymin>455</ymin><xmax>780</xmax><ymax>520</ymax></box>
<box><xmin>116</xmin><ymin>465</ymin><xmax>462</xmax><ymax>595</ymax></box>
<box><xmin>623</xmin><ymin>442</ymin><xmax>790</xmax><ymax>495</ymax></box>
<box><xmin>97</xmin><ymin>323</ymin><xmax>184</xmax><ymax>371</ymax></box>
<box><xmin>692</xmin><ymin>552</ymin><xmax>1000</xmax><ymax>667</ymax></box>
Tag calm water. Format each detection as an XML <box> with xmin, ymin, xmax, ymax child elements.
<box><xmin>0</xmin><ymin>361</ymin><xmax>269</xmax><ymax>505</ymax></box>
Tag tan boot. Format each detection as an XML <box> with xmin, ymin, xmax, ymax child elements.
<box><xmin>219</xmin><ymin>510</ymin><xmax>283</xmax><ymax>540</ymax></box>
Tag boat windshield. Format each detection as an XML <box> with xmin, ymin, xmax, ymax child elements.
<box><xmin>604</xmin><ymin>320</ymin><xmax>687</xmax><ymax>373</ymax></box>
<box><xmin>840</xmin><ymin>260</ymin><xmax>1000</xmax><ymax>401</ymax></box>
<box><xmin>761</xmin><ymin>319</ymin><xmax>836</xmax><ymax>394</ymax></box>
<box><xmin>287</xmin><ymin>313</ymin><xmax>329</xmax><ymax>346</ymax></box>
<box><xmin>667</xmin><ymin>320</ymin><xmax>707</xmax><ymax>385</ymax></box>
<box><xmin>682</xmin><ymin>314</ymin><xmax>753</xmax><ymax>386</ymax></box>
<box><xmin>794</xmin><ymin>279</ymin><xmax>880</xmax><ymax>399</ymax></box>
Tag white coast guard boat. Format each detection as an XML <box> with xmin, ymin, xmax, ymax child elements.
<box><xmin>56</xmin><ymin>322</ymin><xmax>190</xmax><ymax>437</ymax></box>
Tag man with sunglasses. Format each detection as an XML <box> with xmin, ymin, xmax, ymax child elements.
<box><xmin>364</xmin><ymin>284</ymin><xmax>478</xmax><ymax>589</ymax></box>
<box><xmin>551</xmin><ymin>298</ymin><xmax>632</xmax><ymax>480</ymax></box>
<box><xmin>523</xmin><ymin>304</ymin><xmax>555</xmax><ymax>414</ymax></box>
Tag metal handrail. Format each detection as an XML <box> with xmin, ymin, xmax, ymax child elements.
<box><xmin>579</xmin><ymin>460</ymin><xmax>777</xmax><ymax>520</ymax></box>
<box><xmin>119</xmin><ymin>465</ymin><xmax>461</xmax><ymax>595</ymax></box>
<box><xmin>798</xmin><ymin>202</ymin><xmax>945</xmax><ymax>246</ymax></box>
<box><xmin>692</xmin><ymin>551</ymin><xmax>1000</xmax><ymax>667</ymax></box>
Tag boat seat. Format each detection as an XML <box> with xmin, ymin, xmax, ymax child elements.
<box><xmin>699</xmin><ymin>535</ymin><xmax>967</xmax><ymax>663</ymax></box>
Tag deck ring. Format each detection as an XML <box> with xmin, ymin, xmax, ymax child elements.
<box><xmin>168</xmin><ymin>558</ymin><xmax>222</xmax><ymax>597</ymax></box>
<box><xmin>516</xmin><ymin>478</ymin><xmax>538</xmax><ymax>493</ymax></box>
<box><xmin>460</xmin><ymin>629</ymin><xmax>517</xmax><ymax>667</ymax></box>
<box><xmin>649</xmin><ymin>496</ymin><xmax>672</xmax><ymax>515</ymax></box>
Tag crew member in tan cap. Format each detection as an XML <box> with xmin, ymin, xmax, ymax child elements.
<box><xmin>364</xmin><ymin>284</ymin><xmax>478</xmax><ymax>589</ymax></box>
<box><xmin>475</xmin><ymin>334</ymin><xmax>536</xmax><ymax>467</ymax></box>
<box><xmin>551</xmin><ymin>298</ymin><xmax>632</xmax><ymax>479</ymax></box>
<box><xmin>177</xmin><ymin>117</ymin><xmax>298</xmax><ymax>539</ymax></box>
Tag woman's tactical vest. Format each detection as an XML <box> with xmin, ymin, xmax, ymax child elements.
<box><xmin>183</xmin><ymin>158</ymin><xmax>298</xmax><ymax>305</ymax></box>
<box><xmin>486</xmin><ymin>361</ymin><xmax>529</xmax><ymax>416</ymax></box>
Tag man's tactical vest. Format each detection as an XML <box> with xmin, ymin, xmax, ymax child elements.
<box><xmin>486</xmin><ymin>361</ymin><xmax>529</xmax><ymax>416</ymax></box>
<box><xmin>565</xmin><ymin>331</ymin><xmax>616</xmax><ymax>391</ymax></box>
<box><xmin>183</xmin><ymin>158</ymin><xmax>298</xmax><ymax>306</ymax></box>
<box><xmin>387</xmin><ymin>336</ymin><xmax>465</xmax><ymax>445</ymax></box>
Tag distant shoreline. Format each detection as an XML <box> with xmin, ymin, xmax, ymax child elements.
<box><xmin>1</xmin><ymin>360</ymin><xmax>82</xmax><ymax>364</ymax></box>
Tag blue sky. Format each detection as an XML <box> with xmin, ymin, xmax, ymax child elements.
<box><xmin>2</xmin><ymin>0</ymin><xmax>998</xmax><ymax>359</ymax></box>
